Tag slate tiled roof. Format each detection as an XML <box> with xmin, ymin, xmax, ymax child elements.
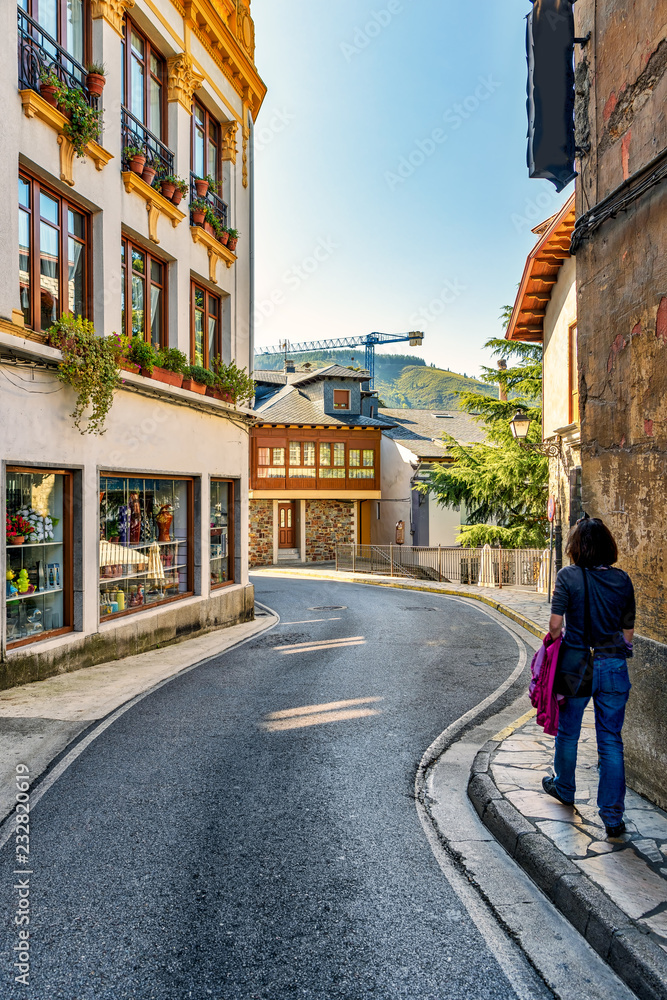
<box><xmin>378</xmin><ymin>408</ymin><xmax>486</xmax><ymax>459</ymax></box>
<box><xmin>253</xmin><ymin>365</ymin><xmax>370</xmax><ymax>388</ymax></box>
<box><xmin>254</xmin><ymin>387</ymin><xmax>391</xmax><ymax>428</ymax></box>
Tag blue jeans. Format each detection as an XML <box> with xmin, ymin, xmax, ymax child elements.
<box><xmin>552</xmin><ymin>657</ymin><xmax>631</xmax><ymax>827</ymax></box>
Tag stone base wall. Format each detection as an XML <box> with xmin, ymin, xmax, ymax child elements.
<box><xmin>625</xmin><ymin>635</ymin><xmax>667</xmax><ymax>811</ymax></box>
<box><xmin>305</xmin><ymin>500</ymin><xmax>354</xmax><ymax>561</ymax></box>
<box><xmin>2</xmin><ymin>584</ymin><xmax>255</xmax><ymax>692</ymax></box>
<box><xmin>249</xmin><ymin>500</ymin><xmax>274</xmax><ymax>567</ymax></box>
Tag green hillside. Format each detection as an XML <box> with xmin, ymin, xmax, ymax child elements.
<box><xmin>254</xmin><ymin>350</ymin><xmax>425</xmax><ymax>385</ymax></box>
<box><xmin>375</xmin><ymin>366</ymin><xmax>497</xmax><ymax>410</ymax></box>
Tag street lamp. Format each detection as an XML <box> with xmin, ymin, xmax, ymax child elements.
<box><xmin>510</xmin><ymin>411</ymin><xmax>531</xmax><ymax>441</ymax></box>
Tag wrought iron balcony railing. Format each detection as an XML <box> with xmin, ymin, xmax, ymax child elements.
<box><xmin>121</xmin><ymin>107</ymin><xmax>174</xmax><ymax>179</ymax></box>
<box><xmin>190</xmin><ymin>172</ymin><xmax>228</xmax><ymax>229</ymax></box>
<box><xmin>17</xmin><ymin>7</ymin><xmax>98</xmax><ymax>111</ymax></box>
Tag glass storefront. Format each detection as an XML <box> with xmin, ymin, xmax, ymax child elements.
<box><xmin>5</xmin><ymin>468</ymin><xmax>71</xmax><ymax>646</ymax></box>
<box><xmin>99</xmin><ymin>476</ymin><xmax>192</xmax><ymax>619</ymax></box>
<box><xmin>210</xmin><ymin>480</ymin><xmax>233</xmax><ymax>588</ymax></box>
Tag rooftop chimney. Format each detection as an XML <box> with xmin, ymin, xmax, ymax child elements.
<box><xmin>497</xmin><ymin>359</ymin><xmax>507</xmax><ymax>402</ymax></box>
<box><xmin>284</xmin><ymin>359</ymin><xmax>295</xmax><ymax>373</ymax></box>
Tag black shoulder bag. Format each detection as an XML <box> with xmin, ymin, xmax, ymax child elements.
<box><xmin>555</xmin><ymin>567</ymin><xmax>595</xmax><ymax>698</ymax></box>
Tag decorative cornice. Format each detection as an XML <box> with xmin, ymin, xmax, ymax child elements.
<box><xmin>190</xmin><ymin>225</ymin><xmax>236</xmax><ymax>282</ymax></box>
<box><xmin>122</xmin><ymin>172</ymin><xmax>186</xmax><ymax>243</ymax></box>
<box><xmin>220</xmin><ymin>120</ymin><xmax>238</xmax><ymax>162</ymax></box>
<box><xmin>167</xmin><ymin>53</ymin><xmax>204</xmax><ymax>112</ymax></box>
<box><xmin>20</xmin><ymin>90</ymin><xmax>113</xmax><ymax>185</ymax></box>
<box><xmin>90</xmin><ymin>0</ymin><xmax>135</xmax><ymax>37</ymax></box>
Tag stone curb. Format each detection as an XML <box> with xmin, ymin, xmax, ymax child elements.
<box><xmin>252</xmin><ymin>567</ymin><xmax>546</xmax><ymax>639</ymax></box>
<box><xmin>468</xmin><ymin>740</ymin><xmax>667</xmax><ymax>1000</ymax></box>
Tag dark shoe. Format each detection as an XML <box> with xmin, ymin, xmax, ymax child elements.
<box><xmin>542</xmin><ymin>775</ymin><xmax>574</xmax><ymax>806</ymax></box>
<box><xmin>605</xmin><ymin>821</ymin><xmax>626</xmax><ymax>838</ymax></box>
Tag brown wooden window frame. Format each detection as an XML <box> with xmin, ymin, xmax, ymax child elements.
<box><xmin>20</xmin><ymin>0</ymin><xmax>91</xmax><ymax>64</ymax></box>
<box><xmin>192</xmin><ymin>99</ymin><xmax>221</xmax><ymax>191</ymax></box>
<box><xmin>5</xmin><ymin>466</ymin><xmax>74</xmax><ymax>650</ymax></box>
<box><xmin>210</xmin><ymin>478</ymin><xmax>235</xmax><ymax>589</ymax></box>
<box><xmin>190</xmin><ymin>280</ymin><xmax>221</xmax><ymax>368</ymax></box>
<box><xmin>333</xmin><ymin>389</ymin><xmax>350</xmax><ymax>410</ymax></box>
<box><xmin>121</xmin><ymin>235</ymin><xmax>167</xmax><ymax>348</ymax></box>
<box><xmin>18</xmin><ymin>171</ymin><xmax>91</xmax><ymax>335</ymax></box>
<box><xmin>121</xmin><ymin>16</ymin><xmax>167</xmax><ymax>143</ymax></box>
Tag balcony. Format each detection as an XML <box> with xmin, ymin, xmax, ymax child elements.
<box><xmin>18</xmin><ymin>8</ymin><xmax>98</xmax><ymax>113</ymax></box>
<box><xmin>189</xmin><ymin>172</ymin><xmax>228</xmax><ymax>228</ymax></box>
<box><xmin>121</xmin><ymin>107</ymin><xmax>174</xmax><ymax>178</ymax></box>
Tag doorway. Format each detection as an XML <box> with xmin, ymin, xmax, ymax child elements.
<box><xmin>278</xmin><ymin>502</ymin><xmax>296</xmax><ymax>548</ymax></box>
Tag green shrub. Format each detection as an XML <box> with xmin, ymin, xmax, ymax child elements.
<box><xmin>211</xmin><ymin>357</ymin><xmax>255</xmax><ymax>404</ymax></box>
<box><xmin>126</xmin><ymin>338</ymin><xmax>158</xmax><ymax>374</ymax></box>
<box><xmin>156</xmin><ymin>347</ymin><xmax>188</xmax><ymax>374</ymax></box>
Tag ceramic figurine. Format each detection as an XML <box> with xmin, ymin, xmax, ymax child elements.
<box><xmin>155</xmin><ymin>504</ymin><xmax>174</xmax><ymax>542</ymax></box>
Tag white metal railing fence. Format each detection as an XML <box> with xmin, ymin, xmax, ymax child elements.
<box><xmin>335</xmin><ymin>544</ymin><xmax>547</xmax><ymax>590</ymax></box>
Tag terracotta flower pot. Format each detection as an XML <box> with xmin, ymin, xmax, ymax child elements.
<box><xmin>191</xmin><ymin>209</ymin><xmax>205</xmax><ymax>225</ymax></box>
<box><xmin>205</xmin><ymin>387</ymin><xmax>234</xmax><ymax>402</ymax></box>
<box><xmin>182</xmin><ymin>378</ymin><xmax>207</xmax><ymax>394</ymax></box>
<box><xmin>40</xmin><ymin>83</ymin><xmax>59</xmax><ymax>108</ymax></box>
<box><xmin>227</xmin><ymin>237</ymin><xmax>238</xmax><ymax>252</ymax></box>
<box><xmin>195</xmin><ymin>178</ymin><xmax>209</xmax><ymax>197</ymax></box>
<box><xmin>7</xmin><ymin>535</ymin><xmax>25</xmax><ymax>546</ymax></box>
<box><xmin>119</xmin><ymin>359</ymin><xmax>140</xmax><ymax>374</ymax></box>
<box><xmin>161</xmin><ymin>180</ymin><xmax>176</xmax><ymax>200</ymax></box>
<box><xmin>86</xmin><ymin>73</ymin><xmax>106</xmax><ymax>98</ymax></box>
<box><xmin>142</xmin><ymin>164</ymin><xmax>157</xmax><ymax>186</ymax></box>
<box><xmin>151</xmin><ymin>365</ymin><xmax>184</xmax><ymax>388</ymax></box>
<box><xmin>171</xmin><ymin>188</ymin><xmax>183</xmax><ymax>206</ymax></box>
<box><xmin>219</xmin><ymin>229</ymin><xmax>230</xmax><ymax>246</ymax></box>
<box><xmin>129</xmin><ymin>154</ymin><xmax>146</xmax><ymax>174</ymax></box>
<box><xmin>204</xmin><ymin>221</ymin><xmax>214</xmax><ymax>237</ymax></box>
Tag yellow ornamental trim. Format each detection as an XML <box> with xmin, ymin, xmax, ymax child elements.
<box><xmin>220</xmin><ymin>120</ymin><xmax>238</xmax><ymax>162</ymax></box>
<box><xmin>90</xmin><ymin>0</ymin><xmax>135</xmax><ymax>37</ymax></box>
<box><xmin>167</xmin><ymin>53</ymin><xmax>205</xmax><ymax>111</ymax></box>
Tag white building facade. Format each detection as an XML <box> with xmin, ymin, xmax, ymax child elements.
<box><xmin>0</xmin><ymin>0</ymin><xmax>265</xmax><ymax>685</ymax></box>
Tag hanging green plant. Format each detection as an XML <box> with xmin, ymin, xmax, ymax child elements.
<box><xmin>54</xmin><ymin>82</ymin><xmax>102</xmax><ymax>158</ymax></box>
<box><xmin>46</xmin><ymin>314</ymin><xmax>120</xmax><ymax>434</ymax></box>
<box><xmin>211</xmin><ymin>357</ymin><xmax>255</xmax><ymax>404</ymax></box>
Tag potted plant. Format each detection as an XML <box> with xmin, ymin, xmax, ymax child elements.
<box><xmin>194</xmin><ymin>175</ymin><xmax>209</xmax><ymax>197</ymax></box>
<box><xmin>158</xmin><ymin>173</ymin><xmax>177</xmax><ymax>200</ymax></box>
<box><xmin>204</xmin><ymin>207</ymin><xmax>216</xmax><ymax>237</ymax></box>
<box><xmin>208</xmin><ymin>357</ymin><xmax>255</xmax><ymax>404</ymax></box>
<box><xmin>6</xmin><ymin>514</ymin><xmax>33</xmax><ymax>546</ymax></box>
<box><xmin>45</xmin><ymin>314</ymin><xmax>120</xmax><ymax>434</ymax></box>
<box><xmin>218</xmin><ymin>225</ymin><xmax>230</xmax><ymax>246</ymax></box>
<box><xmin>153</xmin><ymin>346</ymin><xmax>188</xmax><ymax>388</ymax></box>
<box><xmin>125</xmin><ymin>337</ymin><xmax>157</xmax><ymax>377</ymax></box>
<box><xmin>205</xmin><ymin>174</ymin><xmax>219</xmax><ymax>194</ymax></box>
<box><xmin>124</xmin><ymin>145</ymin><xmax>146</xmax><ymax>175</ymax></box>
<box><xmin>39</xmin><ymin>66</ymin><xmax>60</xmax><ymax>107</ymax></box>
<box><xmin>172</xmin><ymin>177</ymin><xmax>188</xmax><ymax>207</ymax></box>
<box><xmin>227</xmin><ymin>229</ymin><xmax>240</xmax><ymax>252</ymax></box>
<box><xmin>190</xmin><ymin>197</ymin><xmax>207</xmax><ymax>226</ymax></box>
<box><xmin>108</xmin><ymin>332</ymin><xmax>140</xmax><ymax>373</ymax></box>
<box><xmin>55</xmin><ymin>84</ymin><xmax>102</xmax><ymax>157</ymax></box>
<box><xmin>182</xmin><ymin>364</ymin><xmax>213</xmax><ymax>394</ymax></box>
<box><xmin>85</xmin><ymin>62</ymin><xmax>106</xmax><ymax>98</ymax></box>
<box><xmin>142</xmin><ymin>158</ymin><xmax>157</xmax><ymax>186</ymax></box>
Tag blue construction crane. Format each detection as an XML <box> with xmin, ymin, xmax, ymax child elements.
<box><xmin>256</xmin><ymin>331</ymin><xmax>424</xmax><ymax>389</ymax></box>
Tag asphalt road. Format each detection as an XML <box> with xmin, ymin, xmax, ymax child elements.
<box><xmin>0</xmin><ymin>577</ymin><xmax>542</xmax><ymax>1000</ymax></box>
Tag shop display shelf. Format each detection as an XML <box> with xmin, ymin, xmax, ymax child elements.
<box><xmin>7</xmin><ymin>587</ymin><xmax>63</xmax><ymax>602</ymax></box>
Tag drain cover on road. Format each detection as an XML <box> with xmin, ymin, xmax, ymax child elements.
<box><xmin>308</xmin><ymin>606</ymin><xmax>347</xmax><ymax>611</ymax></box>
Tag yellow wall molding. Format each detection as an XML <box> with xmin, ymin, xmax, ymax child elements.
<box><xmin>190</xmin><ymin>225</ymin><xmax>236</xmax><ymax>282</ymax></box>
<box><xmin>167</xmin><ymin>52</ymin><xmax>204</xmax><ymax>111</ymax></box>
<box><xmin>220</xmin><ymin>119</ymin><xmax>238</xmax><ymax>162</ymax></box>
<box><xmin>20</xmin><ymin>90</ymin><xmax>113</xmax><ymax>185</ymax></box>
<box><xmin>241</xmin><ymin>119</ymin><xmax>249</xmax><ymax>187</ymax></box>
<box><xmin>91</xmin><ymin>0</ymin><xmax>135</xmax><ymax>36</ymax></box>
<box><xmin>122</xmin><ymin>171</ymin><xmax>186</xmax><ymax>243</ymax></box>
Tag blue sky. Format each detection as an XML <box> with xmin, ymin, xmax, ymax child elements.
<box><xmin>250</xmin><ymin>0</ymin><xmax>572</xmax><ymax>376</ymax></box>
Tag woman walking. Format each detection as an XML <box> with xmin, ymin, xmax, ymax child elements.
<box><xmin>542</xmin><ymin>516</ymin><xmax>635</xmax><ymax>838</ymax></box>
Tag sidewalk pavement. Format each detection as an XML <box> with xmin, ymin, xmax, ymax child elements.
<box><xmin>256</xmin><ymin>565</ymin><xmax>667</xmax><ymax>998</ymax></box>
<box><xmin>0</xmin><ymin>608</ymin><xmax>277</xmax><ymax>826</ymax></box>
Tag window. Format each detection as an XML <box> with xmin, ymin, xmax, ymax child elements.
<box><xmin>99</xmin><ymin>475</ymin><xmax>193</xmax><ymax>619</ymax></box>
<box><xmin>288</xmin><ymin>441</ymin><xmax>317</xmax><ymax>478</ymax></box>
<box><xmin>6</xmin><ymin>468</ymin><xmax>73</xmax><ymax>647</ymax></box>
<box><xmin>568</xmin><ymin>323</ymin><xmax>579</xmax><ymax>425</ymax></box>
<box><xmin>257</xmin><ymin>447</ymin><xmax>286</xmax><ymax>478</ymax></box>
<box><xmin>121</xmin><ymin>237</ymin><xmax>165</xmax><ymax>347</ymax></box>
<box><xmin>18</xmin><ymin>173</ymin><xmax>89</xmax><ymax>333</ymax></box>
<box><xmin>210</xmin><ymin>480</ymin><xmax>234</xmax><ymax>587</ymax></box>
<box><xmin>121</xmin><ymin>18</ymin><xmax>165</xmax><ymax>141</ymax></box>
<box><xmin>191</xmin><ymin>282</ymin><xmax>220</xmax><ymax>368</ymax></box>
<box><xmin>318</xmin><ymin>442</ymin><xmax>345</xmax><ymax>479</ymax></box>
<box><xmin>349</xmin><ymin>449</ymin><xmax>375</xmax><ymax>479</ymax></box>
<box><xmin>333</xmin><ymin>389</ymin><xmax>350</xmax><ymax>410</ymax></box>
<box><xmin>192</xmin><ymin>101</ymin><xmax>221</xmax><ymax>189</ymax></box>
<box><xmin>19</xmin><ymin>0</ymin><xmax>86</xmax><ymax>64</ymax></box>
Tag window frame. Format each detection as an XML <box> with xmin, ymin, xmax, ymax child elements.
<box><xmin>210</xmin><ymin>478</ymin><xmax>235</xmax><ymax>589</ymax></box>
<box><xmin>20</xmin><ymin>0</ymin><xmax>90</xmax><ymax>65</ymax></box>
<box><xmin>121</xmin><ymin>16</ymin><xmax>167</xmax><ymax>143</ymax></box>
<box><xmin>190</xmin><ymin>280</ymin><xmax>221</xmax><ymax>368</ymax></box>
<box><xmin>18</xmin><ymin>171</ymin><xmax>91</xmax><ymax>335</ymax></box>
<box><xmin>191</xmin><ymin>98</ymin><xmax>222</xmax><ymax>190</ymax></box>
<box><xmin>121</xmin><ymin>235</ymin><xmax>167</xmax><ymax>348</ymax></box>
<box><xmin>333</xmin><ymin>389</ymin><xmax>351</xmax><ymax>410</ymax></box>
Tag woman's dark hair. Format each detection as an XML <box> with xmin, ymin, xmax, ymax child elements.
<box><xmin>566</xmin><ymin>517</ymin><xmax>618</xmax><ymax>568</ymax></box>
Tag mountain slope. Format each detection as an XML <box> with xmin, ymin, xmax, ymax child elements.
<box><xmin>375</xmin><ymin>366</ymin><xmax>497</xmax><ymax>410</ymax></box>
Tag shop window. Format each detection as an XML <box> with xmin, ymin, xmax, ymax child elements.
<box><xmin>99</xmin><ymin>475</ymin><xmax>193</xmax><ymax>619</ymax></box>
<box><xmin>121</xmin><ymin>237</ymin><xmax>165</xmax><ymax>347</ymax></box>
<box><xmin>210</xmin><ymin>479</ymin><xmax>233</xmax><ymax>588</ymax></box>
<box><xmin>192</xmin><ymin>100</ymin><xmax>221</xmax><ymax>191</ymax></box>
<box><xmin>191</xmin><ymin>282</ymin><xmax>220</xmax><ymax>369</ymax></box>
<box><xmin>5</xmin><ymin>468</ymin><xmax>73</xmax><ymax>647</ymax></box>
<box><xmin>333</xmin><ymin>389</ymin><xmax>350</xmax><ymax>410</ymax></box>
<box><xmin>18</xmin><ymin>173</ymin><xmax>89</xmax><ymax>333</ymax></box>
<box><xmin>121</xmin><ymin>18</ymin><xmax>165</xmax><ymax>142</ymax></box>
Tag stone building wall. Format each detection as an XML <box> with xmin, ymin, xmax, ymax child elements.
<box><xmin>574</xmin><ymin>1</ymin><xmax>667</xmax><ymax>807</ymax></box>
<box><xmin>305</xmin><ymin>500</ymin><xmax>355</xmax><ymax>561</ymax></box>
<box><xmin>249</xmin><ymin>500</ymin><xmax>274</xmax><ymax>567</ymax></box>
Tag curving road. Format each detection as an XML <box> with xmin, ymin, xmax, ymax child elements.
<box><xmin>0</xmin><ymin>577</ymin><xmax>546</xmax><ymax>999</ymax></box>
